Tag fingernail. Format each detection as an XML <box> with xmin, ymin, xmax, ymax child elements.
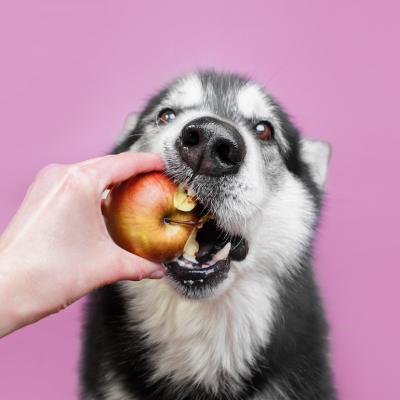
<box><xmin>149</xmin><ymin>269</ymin><xmax>165</xmax><ymax>279</ymax></box>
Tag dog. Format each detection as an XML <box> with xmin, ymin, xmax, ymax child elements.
<box><xmin>80</xmin><ymin>71</ymin><xmax>336</xmax><ymax>399</ymax></box>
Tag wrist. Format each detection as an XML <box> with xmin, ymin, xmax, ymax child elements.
<box><xmin>0</xmin><ymin>253</ymin><xmax>38</xmax><ymax>337</ymax></box>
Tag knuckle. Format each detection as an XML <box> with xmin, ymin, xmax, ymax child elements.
<box><xmin>32</xmin><ymin>162</ymin><xmax>101</xmax><ymax>196</ymax></box>
<box><xmin>64</xmin><ymin>164</ymin><xmax>100</xmax><ymax>187</ymax></box>
<box><xmin>35</xmin><ymin>163</ymin><xmax>65</xmax><ymax>182</ymax></box>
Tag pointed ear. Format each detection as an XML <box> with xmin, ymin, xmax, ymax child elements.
<box><xmin>300</xmin><ymin>138</ymin><xmax>331</xmax><ymax>190</ymax></box>
<box><xmin>116</xmin><ymin>112</ymin><xmax>139</xmax><ymax>144</ymax></box>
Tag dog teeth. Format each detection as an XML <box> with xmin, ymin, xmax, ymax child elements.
<box><xmin>182</xmin><ymin>253</ymin><xmax>197</xmax><ymax>263</ymax></box>
<box><xmin>183</xmin><ymin>228</ymin><xmax>199</xmax><ymax>257</ymax></box>
<box><xmin>213</xmin><ymin>242</ymin><xmax>231</xmax><ymax>262</ymax></box>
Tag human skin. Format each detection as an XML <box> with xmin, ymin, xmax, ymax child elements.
<box><xmin>0</xmin><ymin>152</ymin><xmax>165</xmax><ymax>338</ymax></box>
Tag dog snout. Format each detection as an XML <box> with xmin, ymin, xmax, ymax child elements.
<box><xmin>176</xmin><ymin>117</ymin><xmax>246</xmax><ymax>176</ymax></box>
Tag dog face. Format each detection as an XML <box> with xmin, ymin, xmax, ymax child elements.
<box><xmin>116</xmin><ymin>71</ymin><xmax>330</xmax><ymax>299</ymax></box>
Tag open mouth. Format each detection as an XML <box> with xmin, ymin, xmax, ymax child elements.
<box><xmin>164</xmin><ymin>202</ymin><xmax>249</xmax><ymax>289</ymax></box>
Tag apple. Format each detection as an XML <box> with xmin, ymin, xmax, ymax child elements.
<box><xmin>103</xmin><ymin>171</ymin><xmax>199</xmax><ymax>263</ymax></box>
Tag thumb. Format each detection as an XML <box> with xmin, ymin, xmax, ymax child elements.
<box><xmin>109</xmin><ymin>245</ymin><xmax>165</xmax><ymax>282</ymax></box>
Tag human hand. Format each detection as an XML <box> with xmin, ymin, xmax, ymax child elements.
<box><xmin>0</xmin><ymin>152</ymin><xmax>165</xmax><ymax>337</ymax></box>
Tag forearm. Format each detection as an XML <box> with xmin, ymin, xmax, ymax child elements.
<box><xmin>0</xmin><ymin>254</ymin><xmax>31</xmax><ymax>337</ymax></box>
<box><xmin>0</xmin><ymin>250</ymin><xmax>69</xmax><ymax>338</ymax></box>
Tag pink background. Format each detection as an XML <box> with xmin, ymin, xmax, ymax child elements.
<box><xmin>1</xmin><ymin>1</ymin><xmax>399</xmax><ymax>399</ymax></box>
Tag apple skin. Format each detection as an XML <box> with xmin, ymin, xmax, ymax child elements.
<box><xmin>104</xmin><ymin>172</ymin><xmax>198</xmax><ymax>263</ymax></box>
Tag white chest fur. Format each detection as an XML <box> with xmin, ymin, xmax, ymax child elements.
<box><xmin>121</xmin><ymin>269</ymin><xmax>277</xmax><ymax>394</ymax></box>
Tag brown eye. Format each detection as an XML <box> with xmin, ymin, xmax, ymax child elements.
<box><xmin>254</xmin><ymin>121</ymin><xmax>273</xmax><ymax>141</ymax></box>
<box><xmin>158</xmin><ymin>108</ymin><xmax>176</xmax><ymax>124</ymax></box>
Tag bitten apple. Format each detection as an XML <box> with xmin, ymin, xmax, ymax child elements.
<box><xmin>103</xmin><ymin>172</ymin><xmax>198</xmax><ymax>263</ymax></box>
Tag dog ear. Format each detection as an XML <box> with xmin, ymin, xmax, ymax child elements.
<box><xmin>300</xmin><ymin>138</ymin><xmax>331</xmax><ymax>190</ymax></box>
<box><xmin>116</xmin><ymin>112</ymin><xmax>139</xmax><ymax>145</ymax></box>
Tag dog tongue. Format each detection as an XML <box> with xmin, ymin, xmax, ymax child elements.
<box><xmin>196</xmin><ymin>242</ymin><xmax>215</xmax><ymax>263</ymax></box>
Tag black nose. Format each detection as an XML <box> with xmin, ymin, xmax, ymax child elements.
<box><xmin>176</xmin><ymin>117</ymin><xmax>246</xmax><ymax>176</ymax></box>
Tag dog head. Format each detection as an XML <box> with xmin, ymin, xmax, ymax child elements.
<box><xmin>115</xmin><ymin>71</ymin><xmax>330</xmax><ymax>299</ymax></box>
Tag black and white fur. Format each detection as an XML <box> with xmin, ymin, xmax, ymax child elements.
<box><xmin>81</xmin><ymin>71</ymin><xmax>336</xmax><ymax>399</ymax></box>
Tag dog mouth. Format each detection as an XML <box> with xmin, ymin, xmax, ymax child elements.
<box><xmin>164</xmin><ymin>202</ymin><xmax>249</xmax><ymax>289</ymax></box>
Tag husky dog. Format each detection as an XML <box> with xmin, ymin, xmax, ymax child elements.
<box><xmin>81</xmin><ymin>71</ymin><xmax>335</xmax><ymax>399</ymax></box>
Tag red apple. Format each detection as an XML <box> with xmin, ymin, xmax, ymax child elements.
<box><xmin>103</xmin><ymin>172</ymin><xmax>199</xmax><ymax>263</ymax></box>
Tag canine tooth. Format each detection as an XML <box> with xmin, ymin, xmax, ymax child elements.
<box><xmin>183</xmin><ymin>228</ymin><xmax>199</xmax><ymax>257</ymax></box>
<box><xmin>213</xmin><ymin>242</ymin><xmax>231</xmax><ymax>262</ymax></box>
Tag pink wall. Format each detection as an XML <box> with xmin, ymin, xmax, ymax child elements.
<box><xmin>1</xmin><ymin>1</ymin><xmax>399</xmax><ymax>398</ymax></box>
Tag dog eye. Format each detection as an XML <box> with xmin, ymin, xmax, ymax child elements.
<box><xmin>158</xmin><ymin>108</ymin><xmax>176</xmax><ymax>124</ymax></box>
<box><xmin>254</xmin><ymin>121</ymin><xmax>273</xmax><ymax>141</ymax></box>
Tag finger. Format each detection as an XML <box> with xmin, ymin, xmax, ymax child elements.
<box><xmin>111</xmin><ymin>246</ymin><xmax>166</xmax><ymax>282</ymax></box>
<box><xmin>79</xmin><ymin>152</ymin><xmax>165</xmax><ymax>191</ymax></box>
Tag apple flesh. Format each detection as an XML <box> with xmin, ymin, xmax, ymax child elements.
<box><xmin>103</xmin><ymin>171</ymin><xmax>199</xmax><ymax>263</ymax></box>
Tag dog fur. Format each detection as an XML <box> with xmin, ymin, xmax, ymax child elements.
<box><xmin>80</xmin><ymin>71</ymin><xmax>336</xmax><ymax>400</ymax></box>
